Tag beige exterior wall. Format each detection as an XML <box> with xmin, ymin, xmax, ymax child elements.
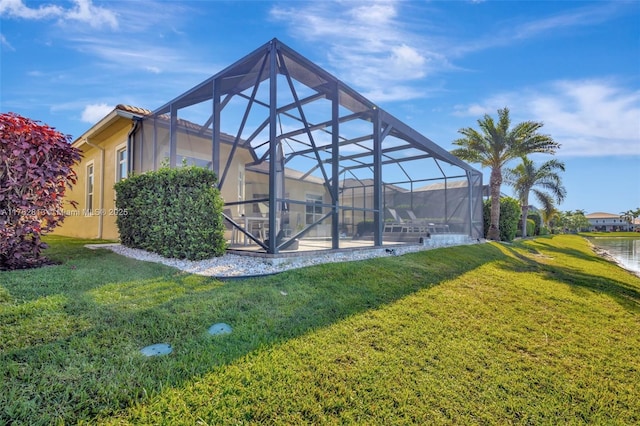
<box><xmin>54</xmin><ymin>118</ymin><xmax>132</xmax><ymax>240</ymax></box>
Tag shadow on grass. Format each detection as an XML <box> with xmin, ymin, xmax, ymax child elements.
<box><xmin>1</xmin><ymin>242</ymin><xmax>503</xmax><ymax>424</ymax></box>
<box><xmin>496</xmin><ymin>239</ymin><xmax>640</xmax><ymax>313</ymax></box>
<box><xmin>523</xmin><ymin>235</ymin><xmax>605</xmax><ymax>263</ymax></box>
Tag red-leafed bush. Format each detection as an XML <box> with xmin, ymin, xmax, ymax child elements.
<box><xmin>0</xmin><ymin>112</ymin><xmax>81</xmax><ymax>270</ymax></box>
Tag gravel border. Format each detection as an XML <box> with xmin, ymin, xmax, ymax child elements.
<box><xmin>88</xmin><ymin>238</ymin><xmax>638</xmax><ymax>279</ymax></box>
<box><xmin>88</xmin><ymin>239</ymin><xmax>481</xmax><ymax>278</ymax></box>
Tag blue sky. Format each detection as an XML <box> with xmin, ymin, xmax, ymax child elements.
<box><xmin>1</xmin><ymin>0</ymin><xmax>639</xmax><ymax>215</ymax></box>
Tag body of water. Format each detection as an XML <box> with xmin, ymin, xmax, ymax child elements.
<box><xmin>589</xmin><ymin>237</ymin><xmax>640</xmax><ymax>274</ymax></box>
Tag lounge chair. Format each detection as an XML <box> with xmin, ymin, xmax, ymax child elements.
<box><xmin>406</xmin><ymin>210</ymin><xmax>450</xmax><ymax>233</ymax></box>
<box><xmin>385</xmin><ymin>208</ymin><xmax>427</xmax><ymax>233</ymax></box>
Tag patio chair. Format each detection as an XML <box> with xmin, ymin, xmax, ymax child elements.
<box><xmin>406</xmin><ymin>209</ymin><xmax>423</xmax><ymax>223</ymax></box>
<box><xmin>223</xmin><ymin>209</ymin><xmax>238</xmax><ymax>245</ymax></box>
<box><xmin>244</xmin><ymin>202</ymin><xmax>267</xmax><ymax>241</ymax></box>
<box><xmin>257</xmin><ymin>202</ymin><xmax>269</xmax><ymax>217</ymax></box>
<box><xmin>384</xmin><ymin>208</ymin><xmax>410</xmax><ymax>233</ymax></box>
<box><xmin>405</xmin><ymin>210</ymin><xmax>449</xmax><ymax>233</ymax></box>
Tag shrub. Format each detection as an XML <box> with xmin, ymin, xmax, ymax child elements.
<box><xmin>527</xmin><ymin>213</ymin><xmax>541</xmax><ymax>236</ymax></box>
<box><xmin>114</xmin><ymin>166</ymin><xmax>226</xmax><ymax>260</ymax></box>
<box><xmin>355</xmin><ymin>220</ymin><xmax>375</xmax><ymax>237</ymax></box>
<box><xmin>517</xmin><ymin>218</ymin><xmax>536</xmax><ymax>238</ymax></box>
<box><xmin>526</xmin><ymin>218</ymin><xmax>536</xmax><ymax>237</ymax></box>
<box><xmin>0</xmin><ymin>113</ymin><xmax>81</xmax><ymax>270</ymax></box>
<box><xmin>483</xmin><ymin>197</ymin><xmax>521</xmax><ymax>242</ymax></box>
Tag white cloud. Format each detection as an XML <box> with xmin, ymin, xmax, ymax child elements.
<box><xmin>66</xmin><ymin>0</ymin><xmax>118</xmax><ymax>29</ymax></box>
<box><xmin>362</xmin><ymin>85</ymin><xmax>427</xmax><ymax>103</ymax></box>
<box><xmin>389</xmin><ymin>44</ymin><xmax>427</xmax><ymax>79</ymax></box>
<box><xmin>37</xmin><ymin>2</ymin><xmax>217</xmax><ymax>77</ymax></box>
<box><xmin>0</xmin><ymin>33</ymin><xmax>14</xmax><ymax>51</ymax></box>
<box><xmin>0</xmin><ymin>0</ymin><xmax>62</xmax><ymax>19</ymax></box>
<box><xmin>269</xmin><ymin>1</ymin><xmax>628</xmax><ymax>104</ymax></box>
<box><xmin>452</xmin><ymin>79</ymin><xmax>640</xmax><ymax>157</ymax></box>
<box><xmin>513</xmin><ymin>3</ymin><xmax>620</xmax><ymax>40</ymax></box>
<box><xmin>270</xmin><ymin>1</ymin><xmax>448</xmax><ymax>102</ymax></box>
<box><xmin>451</xmin><ymin>2</ymin><xmax>626</xmax><ymax>56</ymax></box>
<box><xmin>0</xmin><ymin>0</ymin><xmax>117</xmax><ymax>29</ymax></box>
<box><xmin>348</xmin><ymin>3</ymin><xmax>397</xmax><ymax>24</ymax></box>
<box><xmin>81</xmin><ymin>103</ymin><xmax>114</xmax><ymax>123</ymax></box>
<box><xmin>65</xmin><ymin>34</ymin><xmax>216</xmax><ymax>77</ymax></box>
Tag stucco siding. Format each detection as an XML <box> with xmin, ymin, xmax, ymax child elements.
<box><xmin>54</xmin><ymin>119</ymin><xmax>131</xmax><ymax>240</ymax></box>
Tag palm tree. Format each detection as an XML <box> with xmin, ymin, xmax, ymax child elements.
<box><xmin>620</xmin><ymin>208</ymin><xmax>640</xmax><ymax>231</ymax></box>
<box><xmin>541</xmin><ymin>204</ymin><xmax>559</xmax><ymax>229</ymax></box>
<box><xmin>505</xmin><ymin>156</ymin><xmax>566</xmax><ymax>238</ymax></box>
<box><xmin>451</xmin><ymin>107</ymin><xmax>561</xmax><ymax>240</ymax></box>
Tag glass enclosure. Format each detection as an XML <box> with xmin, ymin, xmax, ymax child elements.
<box><xmin>130</xmin><ymin>39</ymin><xmax>483</xmax><ymax>254</ymax></box>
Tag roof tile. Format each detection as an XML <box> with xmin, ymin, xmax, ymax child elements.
<box><xmin>115</xmin><ymin>104</ymin><xmax>152</xmax><ymax>116</ymax></box>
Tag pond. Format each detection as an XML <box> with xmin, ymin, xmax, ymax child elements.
<box><xmin>589</xmin><ymin>237</ymin><xmax>640</xmax><ymax>274</ymax></box>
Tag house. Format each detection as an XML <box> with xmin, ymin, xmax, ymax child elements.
<box><xmin>56</xmin><ymin>105</ymin><xmax>151</xmax><ymax>240</ymax></box>
<box><xmin>56</xmin><ymin>39</ymin><xmax>484</xmax><ymax>254</ymax></box>
<box><xmin>586</xmin><ymin>212</ymin><xmax>637</xmax><ymax>232</ymax></box>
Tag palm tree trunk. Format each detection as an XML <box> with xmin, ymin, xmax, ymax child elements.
<box><xmin>521</xmin><ymin>204</ymin><xmax>529</xmax><ymax>238</ymax></box>
<box><xmin>488</xmin><ymin>168</ymin><xmax>502</xmax><ymax>240</ymax></box>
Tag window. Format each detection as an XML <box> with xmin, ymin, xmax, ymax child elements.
<box><xmin>305</xmin><ymin>194</ymin><xmax>323</xmax><ymax>224</ymax></box>
<box><xmin>86</xmin><ymin>163</ymin><xmax>94</xmax><ymax>211</ymax></box>
<box><xmin>116</xmin><ymin>146</ymin><xmax>127</xmax><ymax>182</ymax></box>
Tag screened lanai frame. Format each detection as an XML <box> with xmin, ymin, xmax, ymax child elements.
<box><xmin>129</xmin><ymin>39</ymin><xmax>483</xmax><ymax>254</ymax></box>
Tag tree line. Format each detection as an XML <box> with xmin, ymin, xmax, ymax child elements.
<box><xmin>451</xmin><ymin>107</ymin><xmax>638</xmax><ymax>239</ymax></box>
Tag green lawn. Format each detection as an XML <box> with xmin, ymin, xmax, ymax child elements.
<box><xmin>1</xmin><ymin>235</ymin><xmax>639</xmax><ymax>425</ymax></box>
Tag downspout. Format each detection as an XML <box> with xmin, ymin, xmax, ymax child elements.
<box><xmin>85</xmin><ymin>138</ymin><xmax>105</xmax><ymax>239</ymax></box>
<box><xmin>127</xmin><ymin>117</ymin><xmax>142</xmax><ymax>175</ymax></box>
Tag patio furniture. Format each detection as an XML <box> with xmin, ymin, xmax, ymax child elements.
<box><xmin>223</xmin><ymin>209</ymin><xmax>239</xmax><ymax>245</ymax></box>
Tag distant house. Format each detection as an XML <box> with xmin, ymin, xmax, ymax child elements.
<box><xmin>586</xmin><ymin>212</ymin><xmax>637</xmax><ymax>232</ymax></box>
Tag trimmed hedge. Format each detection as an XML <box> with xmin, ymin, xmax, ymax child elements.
<box><xmin>483</xmin><ymin>197</ymin><xmax>521</xmax><ymax>242</ymax></box>
<box><xmin>114</xmin><ymin>166</ymin><xmax>226</xmax><ymax>260</ymax></box>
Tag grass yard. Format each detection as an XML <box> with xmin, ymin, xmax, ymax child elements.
<box><xmin>1</xmin><ymin>235</ymin><xmax>639</xmax><ymax>425</ymax></box>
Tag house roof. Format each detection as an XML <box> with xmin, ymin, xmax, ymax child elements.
<box><xmin>415</xmin><ymin>179</ymin><xmax>473</xmax><ymax>192</ymax></box>
<box><xmin>72</xmin><ymin>104</ymin><xmax>151</xmax><ymax>149</ymax></box>
<box><xmin>115</xmin><ymin>104</ymin><xmax>152</xmax><ymax>116</ymax></box>
<box><xmin>586</xmin><ymin>212</ymin><xmax>640</xmax><ymax>226</ymax></box>
<box><xmin>73</xmin><ymin>104</ymin><xmax>243</xmax><ymax>150</ymax></box>
<box><xmin>586</xmin><ymin>212</ymin><xmax>622</xmax><ymax>219</ymax></box>
<box><xmin>340</xmin><ymin>178</ymin><xmax>408</xmax><ymax>194</ymax></box>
